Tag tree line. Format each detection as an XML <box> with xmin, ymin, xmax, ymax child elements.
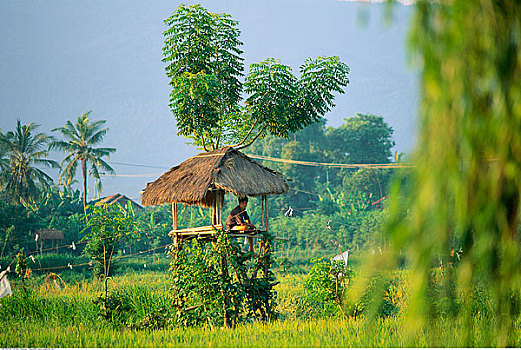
<box><xmin>0</xmin><ymin>111</ymin><xmax>114</xmax><ymax>210</ymax></box>
<box><xmin>0</xmin><ymin>112</ymin><xmax>116</xmax><ymax>258</ymax></box>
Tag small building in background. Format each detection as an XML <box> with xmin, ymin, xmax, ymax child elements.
<box><xmin>96</xmin><ymin>193</ymin><xmax>143</xmax><ymax>210</ymax></box>
<box><xmin>34</xmin><ymin>229</ymin><xmax>64</xmax><ymax>254</ymax></box>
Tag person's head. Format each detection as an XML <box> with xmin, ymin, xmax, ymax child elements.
<box><xmin>238</xmin><ymin>196</ymin><xmax>248</xmax><ymax>210</ymax></box>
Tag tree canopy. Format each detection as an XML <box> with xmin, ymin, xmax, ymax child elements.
<box><xmin>0</xmin><ymin>119</ymin><xmax>58</xmax><ymax>204</ymax></box>
<box><xmin>249</xmin><ymin>114</ymin><xmax>396</xmax><ymax>213</ymax></box>
<box><xmin>326</xmin><ymin>113</ymin><xmax>395</xmax><ymax>165</ymax></box>
<box><xmin>163</xmin><ymin>4</ymin><xmax>350</xmax><ymax>150</ymax></box>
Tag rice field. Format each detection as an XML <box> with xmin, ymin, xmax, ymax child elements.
<box><xmin>1</xmin><ymin>266</ymin><xmax>520</xmax><ymax>348</ymax></box>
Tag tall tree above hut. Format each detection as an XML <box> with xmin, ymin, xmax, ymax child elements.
<box><xmin>162</xmin><ymin>4</ymin><xmax>350</xmax><ymax>151</ymax></box>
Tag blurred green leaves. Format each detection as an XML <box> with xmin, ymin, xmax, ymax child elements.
<box><xmin>380</xmin><ymin>0</ymin><xmax>521</xmax><ymax>346</ymax></box>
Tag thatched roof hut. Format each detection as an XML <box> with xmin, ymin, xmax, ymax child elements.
<box><xmin>141</xmin><ymin>146</ymin><xmax>289</xmax><ymax>207</ymax></box>
<box><xmin>34</xmin><ymin>229</ymin><xmax>65</xmax><ymax>254</ymax></box>
<box><xmin>97</xmin><ymin>193</ymin><xmax>143</xmax><ymax>210</ymax></box>
<box><xmin>34</xmin><ymin>229</ymin><xmax>64</xmax><ymax>241</ymax></box>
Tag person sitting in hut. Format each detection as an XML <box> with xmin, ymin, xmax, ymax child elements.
<box><xmin>227</xmin><ymin>196</ymin><xmax>256</xmax><ymax>252</ymax></box>
<box><xmin>226</xmin><ymin>197</ymin><xmax>256</xmax><ymax>231</ymax></box>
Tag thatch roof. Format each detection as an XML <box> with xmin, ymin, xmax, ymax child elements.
<box><xmin>35</xmin><ymin>229</ymin><xmax>64</xmax><ymax>241</ymax></box>
<box><xmin>97</xmin><ymin>193</ymin><xmax>143</xmax><ymax>210</ymax></box>
<box><xmin>141</xmin><ymin>146</ymin><xmax>289</xmax><ymax>207</ymax></box>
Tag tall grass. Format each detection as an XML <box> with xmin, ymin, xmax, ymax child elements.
<box><xmin>1</xmin><ymin>269</ymin><xmax>520</xmax><ymax>347</ymax></box>
<box><xmin>1</xmin><ymin>315</ymin><xmax>518</xmax><ymax>347</ymax></box>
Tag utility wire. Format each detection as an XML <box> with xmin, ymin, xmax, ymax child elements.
<box><xmin>90</xmin><ymin>156</ymin><xmax>412</xmax><ymax>180</ymax></box>
<box><xmin>246</xmin><ymin>154</ymin><xmax>414</xmax><ymax>169</ymax></box>
<box><xmin>1</xmin><ymin>241</ymin><xmax>87</xmax><ymax>260</ymax></box>
<box><xmin>101</xmin><ymin>172</ymin><xmax>163</xmax><ymax>178</ymax></box>
<box><xmin>30</xmin><ymin>243</ymin><xmax>171</xmax><ymax>272</ymax></box>
<box><xmin>110</xmin><ymin>161</ymin><xmax>169</xmax><ymax>170</ymax></box>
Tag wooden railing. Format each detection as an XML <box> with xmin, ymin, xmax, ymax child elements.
<box><xmin>168</xmin><ymin>224</ymin><xmax>288</xmax><ymax>241</ymax></box>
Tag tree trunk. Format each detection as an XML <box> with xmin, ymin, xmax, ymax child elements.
<box><xmin>82</xmin><ymin>157</ymin><xmax>87</xmax><ymax>214</ymax></box>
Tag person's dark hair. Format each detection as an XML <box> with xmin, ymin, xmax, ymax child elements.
<box><xmin>238</xmin><ymin>196</ymin><xmax>248</xmax><ymax>204</ymax></box>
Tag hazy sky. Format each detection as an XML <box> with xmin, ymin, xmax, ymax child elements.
<box><xmin>0</xmin><ymin>0</ymin><xmax>419</xmax><ymax>201</ymax></box>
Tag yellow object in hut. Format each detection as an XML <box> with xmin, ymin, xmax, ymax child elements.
<box><xmin>233</xmin><ymin>224</ymin><xmax>247</xmax><ymax>231</ymax></box>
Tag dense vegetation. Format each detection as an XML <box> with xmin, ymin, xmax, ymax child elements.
<box><xmin>1</xmin><ymin>267</ymin><xmax>520</xmax><ymax>348</ymax></box>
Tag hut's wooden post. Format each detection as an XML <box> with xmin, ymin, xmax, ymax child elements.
<box><xmin>172</xmin><ymin>203</ymin><xmax>178</xmax><ymax>230</ymax></box>
<box><xmin>262</xmin><ymin>195</ymin><xmax>269</xmax><ymax>233</ymax></box>
<box><xmin>212</xmin><ymin>190</ymin><xmax>224</xmax><ymax>226</ymax></box>
<box><xmin>261</xmin><ymin>195</ymin><xmax>271</xmax><ymax>276</ymax></box>
<box><xmin>172</xmin><ymin>203</ymin><xmax>178</xmax><ymax>244</ymax></box>
<box><xmin>261</xmin><ymin>196</ymin><xmax>265</xmax><ymax>230</ymax></box>
<box><xmin>211</xmin><ymin>190</ymin><xmax>229</xmax><ymax>327</ymax></box>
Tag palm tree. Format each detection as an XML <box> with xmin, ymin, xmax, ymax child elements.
<box><xmin>0</xmin><ymin>129</ymin><xmax>9</xmax><ymax>172</ymax></box>
<box><xmin>0</xmin><ymin>120</ymin><xmax>59</xmax><ymax>204</ymax></box>
<box><xmin>49</xmin><ymin>111</ymin><xmax>116</xmax><ymax>211</ymax></box>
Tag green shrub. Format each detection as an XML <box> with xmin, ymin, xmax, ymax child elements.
<box><xmin>301</xmin><ymin>258</ymin><xmax>352</xmax><ymax>318</ymax></box>
<box><xmin>170</xmin><ymin>230</ymin><xmax>277</xmax><ymax>328</ymax></box>
<box><xmin>81</xmin><ymin>204</ymin><xmax>134</xmax><ymax>278</ymax></box>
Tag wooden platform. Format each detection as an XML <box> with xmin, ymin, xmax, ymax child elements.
<box><xmin>168</xmin><ymin>224</ymin><xmax>288</xmax><ymax>241</ymax></box>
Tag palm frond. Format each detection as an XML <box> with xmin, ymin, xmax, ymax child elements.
<box><xmin>90</xmin><ymin>147</ymin><xmax>116</xmax><ymax>157</ymax></box>
<box><xmin>33</xmin><ymin>158</ymin><xmax>60</xmax><ymax>169</ymax></box>
<box><xmin>59</xmin><ymin>155</ymin><xmax>79</xmax><ymax>184</ymax></box>
<box><xmin>49</xmin><ymin>140</ymin><xmax>79</xmax><ymax>153</ymax></box>
<box><xmin>91</xmin><ymin>157</ymin><xmax>114</xmax><ymax>174</ymax></box>
<box><xmin>87</xmin><ymin>129</ymin><xmax>108</xmax><ymax>145</ymax></box>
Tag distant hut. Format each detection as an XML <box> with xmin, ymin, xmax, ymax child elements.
<box><xmin>141</xmin><ymin>146</ymin><xmax>289</xmax><ymax>244</ymax></box>
<box><xmin>34</xmin><ymin>229</ymin><xmax>64</xmax><ymax>254</ymax></box>
<box><xmin>97</xmin><ymin>193</ymin><xmax>143</xmax><ymax>210</ymax></box>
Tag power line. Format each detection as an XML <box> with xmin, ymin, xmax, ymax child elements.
<box><xmin>95</xmin><ymin>154</ymin><xmax>412</xmax><ymax>181</ymax></box>
<box><xmin>246</xmin><ymin>154</ymin><xmax>414</xmax><ymax>169</ymax></box>
<box><xmin>101</xmin><ymin>173</ymin><xmax>163</xmax><ymax>178</ymax></box>
<box><xmin>26</xmin><ymin>244</ymin><xmax>171</xmax><ymax>272</ymax></box>
<box><xmin>110</xmin><ymin>161</ymin><xmax>169</xmax><ymax>170</ymax></box>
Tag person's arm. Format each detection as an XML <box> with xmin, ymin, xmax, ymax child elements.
<box><xmin>242</xmin><ymin>212</ymin><xmax>256</xmax><ymax>229</ymax></box>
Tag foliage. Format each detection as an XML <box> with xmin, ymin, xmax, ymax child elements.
<box><xmin>249</xmin><ymin>114</ymin><xmax>397</xmax><ymax>212</ymax></box>
<box><xmin>14</xmin><ymin>252</ymin><xmax>29</xmax><ymax>289</ymax></box>
<box><xmin>0</xmin><ymin>119</ymin><xmax>59</xmax><ymax>204</ymax></box>
<box><xmin>49</xmin><ymin>111</ymin><xmax>115</xmax><ymax>210</ymax></box>
<box><xmin>343</xmin><ymin>271</ymin><xmax>409</xmax><ymax>320</ymax></box>
<box><xmin>162</xmin><ymin>4</ymin><xmax>349</xmax><ymax>150</ymax></box>
<box><xmin>0</xmin><ymin>186</ymin><xmax>85</xmax><ymax>258</ymax></box>
<box><xmin>1</xmin><ymin>269</ymin><xmax>520</xmax><ymax>347</ymax></box>
<box><xmin>127</xmin><ymin>204</ymin><xmax>172</xmax><ymax>253</ymax></box>
<box><xmin>302</xmin><ymin>258</ymin><xmax>352</xmax><ymax>318</ymax></box>
<box><xmin>376</xmin><ymin>0</ymin><xmax>521</xmax><ymax>346</ymax></box>
<box><xmin>269</xmin><ymin>192</ymin><xmax>385</xmax><ymax>262</ymax></box>
<box><xmin>326</xmin><ymin>113</ymin><xmax>395</xmax><ymax>165</ymax></box>
<box><xmin>162</xmin><ymin>4</ymin><xmax>243</xmax><ymax>150</ymax></box>
<box><xmin>35</xmin><ymin>187</ymin><xmax>84</xmax><ymax>247</ymax></box>
<box><xmin>243</xmin><ymin>56</ymin><xmax>350</xmax><ymax>144</ymax></box>
<box><xmin>170</xmin><ymin>230</ymin><xmax>277</xmax><ymax>327</ymax></box>
<box><xmin>0</xmin><ymin>202</ymin><xmax>40</xmax><ymax>258</ymax></box>
<box><xmin>81</xmin><ymin>204</ymin><xmax>133</xmax><ymax>278</ymax></box>
<box><xmin>343</xmin><ymin>168</ymin><xmax>392</xmax><ymax>205</ymax></box>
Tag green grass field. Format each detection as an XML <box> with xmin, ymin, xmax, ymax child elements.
<box><xmin>1</xmin><ymin>261</ymin><xmax>520</xmax><ymax>348</ymax></box>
